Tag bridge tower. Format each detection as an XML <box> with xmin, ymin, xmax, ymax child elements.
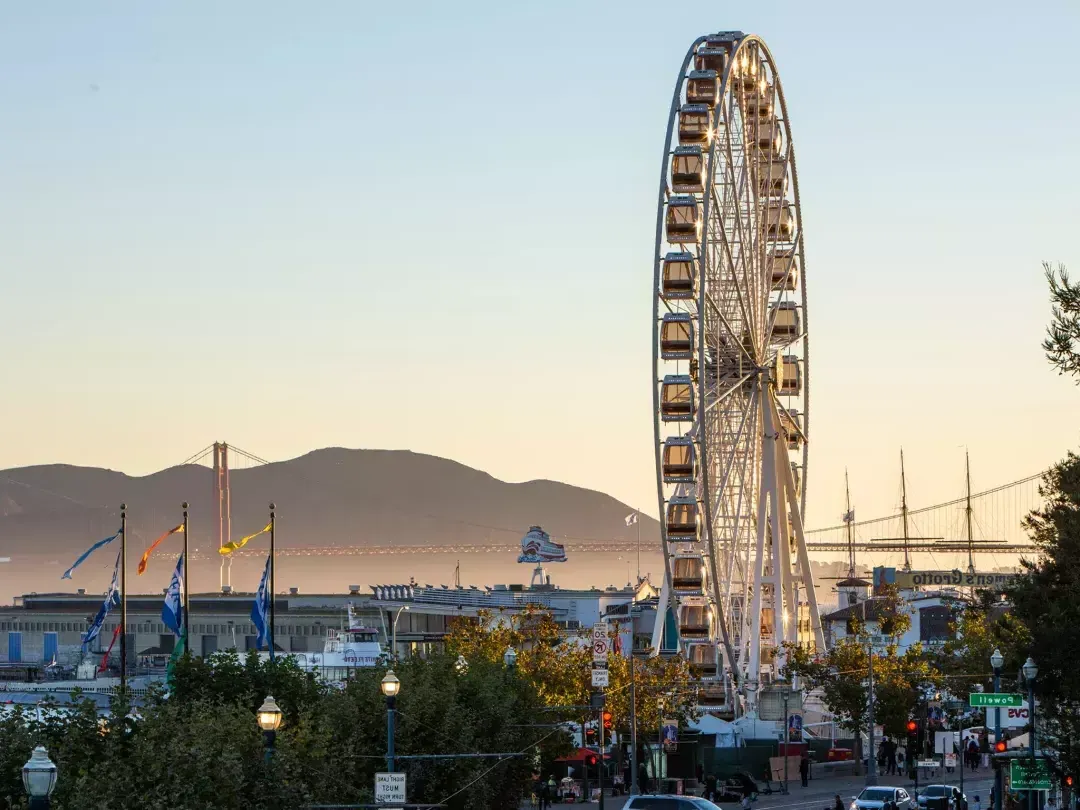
<box><xmin>213</xmin><ymin>442</ymin><xmax>232</xmax><ymax>591</ymax></box>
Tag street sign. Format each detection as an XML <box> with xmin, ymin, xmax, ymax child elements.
<box><xmin>375</xmin><ymin>772</ymin><xmax>407</xmax><ymax>803</ymax></box>
<box><xmin>970</xmin><ymin>693</ymin><xmax>1024</xmax><ymax>708</ymax></box>
<box><xmin>917</xmin><ymin>759</ymin><xmax>940</xmax><ymax>769</ymax></box>
<box><xmin>591</xmin><ymin>667</ymin><xmax>609</xmax><ymax>688</ymax></box>
<box><xmin>1011</xmin><ymin>760</ymin><xmax>1052</xmax><ymax>791</ymax></box>
<box><xmin>945</xmin><ymin>754</ymin><xmax>958</xmax><ymax>769</ymax></box>
<box><xmin>592</xmin><ymin>624</ymin><xmax>609</xmax><ymax>663</ymax></box>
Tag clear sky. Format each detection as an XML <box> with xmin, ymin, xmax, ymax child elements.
<box><xmin>1</xmin><ymin>1</ymin><xmax>1078</xmax><ymax>528</ymax></box>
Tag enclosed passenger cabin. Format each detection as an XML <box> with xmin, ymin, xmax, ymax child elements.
<box><xmin>665</xmin><ymin>495</ymin><xmax>700</xmax><ymax>541</ymax></box>
<box><xmin>661</xmin><ymin>252</ymin><xmax>696</xmax><ymax>299</ymax></box>
<box><xmin>769</xmin><ymin>301</ymin><xmax>800</xmax><ymax>339</ymax></box>
<box><xmin>687</xmin><ymin>642</ymin><xmax>718</xmax><ymax>677</ymax></box>
<box><xmin>671</xmin><ymin>146</ymin><xmax>705</xmax><ymax>193</ymax></box>
<box><xmin>678</xmin><ymin>104</ymin><xmax>713</xmax><ymax>146</ymax></box>
<box><xmin>678</xmin><ymin>603</ymin><xmax>711</xmax><ymax>638</ymax></box>
<box><xmin>686</xmin><ymin>70</ymin><xmax>719</xmax><ymax>107</ymax></box>
<box><xmin>660</xmin><ymin>313</ymin><xmax>694</xmax><ymax>360</ymax></box>
<box><xmin>779</xmin><ymin>355</ymin><xmax>801</xmax><ymax>395</ymax></box>
<box><xmin>780</xmin><ymin>408</ymin><xmax>803</xmax><ymax>451</ymax></box>
<box><xmin>732</xmin><ymin>49</ymin><xmax>760</xmax><ymax>90</ymax></box>
<box><xmin>770</xmin><ymin>250</ymin><xmax>799</xmax><ymax>290</ymax></box>
<box><xmin>671</xmin><ymin>553</ymin><xmax>705</xmax><ymax>592</ymax></box>
<box><xmin>756</xmin><ymin>157</ymin><xmax>787</xmax><ymax>197</ymax></box>
<box><xmin>662</xmin><ymin>436</ymin><xmax>697</xmax><ymax>483</ymax></box>
<box><xmin>755</xmin><ymin>125</ymin><xmax>782</xmax><ymax>157</ymax></box>
<box><xmin>659</xmin><ymin>375</ymin><xmax>695</xmax><ymax>421</ymax></box>
<box><xmin>666</xmin><ymin>196</ymin><xmax>700</xmax><ymax>243</ymax></box>
<box><xmin>695</xmin><ymin>48</ymin><xmax>729</xmax><ymax>76</ymax></box>
<box><xmin>744</xmin><ymin>91</ymin><xmax>774</xmax><ymax>124</ymax></box>
<box><xmin>765</xmin><ymin>202</ymin><xmax>796</xmax><ymax>240</ymax></box>
<box><xmin>698</xmin><ymin>680</ymin><xmax>728</xmax><ymax>707</ymax></box>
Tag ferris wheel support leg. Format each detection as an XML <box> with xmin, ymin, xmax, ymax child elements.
<box><xmin>773</xmin><ymin>436</ymin><xmax>797</xmax><ymax>654</ymax></box>
<box><xmin>769</xmin><ymin>392</ymin><xmax>826</xmax><ymax>653</ymax></box>
<box><xmin>762</xmin><ymin>398</ymin><xmax>788</xmax><ymax>671</ymax></box>
<box><xmin>746</xmin><ymin>388</ymin><xmax>770</xmax><ymax>709</ymax></box>
<box><xmin>650</xmin><ymin>560</ymin><xmax>674</xmax><ymax>654</ymax></box>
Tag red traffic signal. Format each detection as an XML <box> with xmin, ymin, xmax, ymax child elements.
<box><xmin>602</xmin><ymin>711</ymin><xmax>613</xmax><ymax>730</ymax></box>
<box><xmin>586</xmin><ymin>754</ymin><xmax>598</xmax><ymax>766</ymax></box>
<box><xmin>906</xmin><ymin>720</ymin><xmax>918</xmax><ymax>735</ymax></box>
<box><xmin>994</xmin><ymin>741</ymin><xmax>1007</xmax><ymax>753</ymax></box>
<box><xmin>1065</xmin><ymin>775</ymin><xmax>1073</xmax><ymax>787</ymax></box>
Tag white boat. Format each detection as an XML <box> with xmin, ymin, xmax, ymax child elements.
<box><xmin>517</xmin><ymin>525</ymin><xmax>567</xmax><ymax>563</ymax></box>
<box><xmin>264</xmin><ymin>605</ymin><xmax>386</xmax><ymax>682</ymax></box>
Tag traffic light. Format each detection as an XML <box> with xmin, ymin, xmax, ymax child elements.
<box><xmin>1065</xmin><ymin>775</ymin><xmax>1073</xmax><ymax>788</ymax></box>
<box><xmin>994</xmin><ymin>741</ymin><xmax>1007</xmax><ymax>754</ymax></box>
<box><xmin>585</xmin><ymin>726</ymin><xmax>597</xmax><ymax>744</ymax></box>
<box><xmin>603</xmin><ymin>711</ymin><xmax>613</xmax><ymax>732</ymax></box>
<box><xmin>906</xmin><ymin>720</ymin><xmax>918</xmax><ymax>736</ymax></box>
<box><xmin>586</xmin><ymin>753</ymin><xmax>598</xmax><ymax>767</ymax></box>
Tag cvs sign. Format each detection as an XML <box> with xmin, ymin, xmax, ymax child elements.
<box><xmin>995</xmin><ymin>705</ymin><xmax>1033</xmax><ymax>728</ymax></box>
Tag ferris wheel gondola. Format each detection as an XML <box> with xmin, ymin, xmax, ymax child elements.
<box><xmin>650</xmin><ymin>31</ymin><xmax>825</xmax><ymax>714</ymax></box>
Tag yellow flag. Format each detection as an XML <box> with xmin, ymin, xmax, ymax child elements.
<box><xmin>219</xmin><ymin>522</ymin><xmax>272</xmax><ymax>555</ymax></box>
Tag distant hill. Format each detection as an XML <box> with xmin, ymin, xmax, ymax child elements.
<box><xmin>0</xmin><ymin>448</ymin><xmax>659</xmax><ymax>558</ymax></box>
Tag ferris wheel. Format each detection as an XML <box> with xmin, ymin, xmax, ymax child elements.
<box><xmin>649</xmin><ymin>31</ymin><xmax>825</xmax><ymax>713</ymax></box>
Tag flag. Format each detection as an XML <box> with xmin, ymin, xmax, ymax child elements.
<box><xmin>218</xmin><ymin>522</ymin><xmax>271</xmax><ymax>555</ymax></box>
<box><xmin>625</xmin><ymin>512</ymin><xmax>638</xmax><ymax>527</ymax></box>
<box><xmin>162</xmin><ymin>553</ymin><xmax>184</xmax><ymax>636</ymax></box>
<box><xmin>61</xmin><ymin>527</ymin><xmax>121</xmax><ymax>580</ymax></box>
<box><xmin>99</xmin><ymin>625</ymin><xmax>122</xmax><ymax>673</ymax></box>
<box><xmin>137</xmin><ymin>523</ymin><xmax>184</xmax><ymax>575</ymax></box>
<box><xmin>251</xmin><ymin>554</ymin><xmax>274</xmax><ymax>660</ymax></box>
<box><xmin>843</xmin><ymin>509</ymin><xmax>855</xmax><ymax>523</ymax></box>
<box><xmin>83</xmin><ymin>550</ymin><xmax>122</xmax><ymax>648</ymax></box>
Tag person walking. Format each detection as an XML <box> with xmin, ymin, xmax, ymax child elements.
<box><xmin>540</xmin><ymin>775</ymin><xmax>554</xmax><ymax>810</ymax></box>
<box><xmin>705</xmin><ymin>773</ymin><xmax>718</xmax><ymax>802</ymax></box>
<box><xmin>800</xmin><ymin>754</ymin><xmax>810</xmax><ymax>788</ymax></box>
<box><xmin>887</xmin><ymin>739</ymin><xmax>898</xmax><ymax>776</ymax></box>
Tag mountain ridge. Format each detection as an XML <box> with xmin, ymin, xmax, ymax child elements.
<box><xmin>0</xmin><ymin>447</ymin><xmax>660</xmax><ymax>557</ymax></box>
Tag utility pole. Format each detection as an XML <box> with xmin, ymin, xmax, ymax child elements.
<box><xmin>864</xmin><ymin>597</ymin><xmax>878</xmax><ymax>786</ymax></box>
<box><xmin>119</xmin><ymin>504</ymin><xmax>127</xmax><ymax>692</ymax></box>
<box><xmin>630</xmin><ymin>652</ymin><xmax>639</xmax><ymax>795</ymax></box>
<box><xmin>900</xmin><ymin>449</ymin><xmax>912</xmax><ymax>571</ymax></box>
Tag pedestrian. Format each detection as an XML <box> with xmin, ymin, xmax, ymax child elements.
<box><xmin>800</xmin><ymin>754</ymin><xmax>810</xmax><ymax>788</ymax></box>
<box><xmin>898</xmin><ymin>750</ymin><xmax>905</xmax><ymax>773</ymax></box>
<box><xmin>639</xmin><ymin>761</ymin><xmax>650</xmax><ymax>795</ymax></box>
<box><xmin>706</xmin><ymin>773</ymin><xmax>718</xmax><ymax>802</ymax></box>
<box><xmin>835</xmin><ymin>796</ymin><xmax>845</xmax><ymax>810</ymax></box>
<box><xmin>974</xmin><ymin>794</ymin><xmax>982</xmax><ymax>810</ymax></box>
<box><xmin>887</xmin><ymin>740</ymin><xmax>898</xmax><ymax>776</ymax></box>
<box><xmin>742</xmin><ymin>793</ymin><xmax>753</xmax><ymax>810</ymax></box>
<box><xmin>541</xmin><ymin>775</ymin><xmax>554</xmax><ymax>810</ymax></box>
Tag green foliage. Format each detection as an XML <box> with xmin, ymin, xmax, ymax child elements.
<box><xmin>1043</xmin><ymin>262</ymin><xmax>1080</xmax><ymax>381</ymax></box>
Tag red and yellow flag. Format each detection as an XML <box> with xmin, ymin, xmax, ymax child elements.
<box><xmin>137</xmin><ymin>523</ymin><xmax>184</xmax><ymax>575</ymax></box>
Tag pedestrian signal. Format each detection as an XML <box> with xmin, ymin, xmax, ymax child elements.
<box><xmin>586</xmin><ymin>753</ymin><xmax>598</xmax><ymax>766</ymax></box>
<box><xmin>603</xmin><ymin>711</ymin><xmax>613</xmax><ymax>731</ymax></box>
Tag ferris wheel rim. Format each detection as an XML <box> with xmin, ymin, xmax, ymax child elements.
<box><xmin>651</xmin><ymin>32</ymin><xmax>811</xmax><ymax>689</ymax></box>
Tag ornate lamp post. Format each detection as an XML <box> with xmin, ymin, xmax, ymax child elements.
<box><xmin>1022</xmin><ymin>657</ymin><xmax>1038</xmax><ymax>810</ymax></box>
<box><xmin>257</xmin><ymin>695</ymin><xmax>284</xmax><ymax>763</ymax></box>
<box><xmin>455</xmin><ymin>655</ymin><xmax>468</xmax><ymax>676</ymax></box>
<box><xmin>382</xmin><ymin>669</ymin><xmax>401</xmax><ymax>772</ymax></box>
<box><xmin>991</xmin><ymin>649</ymin><xmax>1004</xmax><ymax>810</ymax></box>
<box><xmin>23</xmin><ymin>746</ymin><xmax>58</xmax><ymax>810</ymax></box>
<box><xmin>503</xmin><ymin>646</ymin><xmax>518</xmax><ymax>670</ymax></box>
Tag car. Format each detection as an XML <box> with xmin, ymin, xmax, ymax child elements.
<box><xmin>917</xmin><ymin>785</ymin><xmax>967</xmax><ymax>809</ymax></box>
<box><xmin>851</xmin><ymin>786</ymin><xmax>916</xmax><ymax>810</ymax></box>
<box><xmin>621</xmin><ymin>796</ymin><xmax>723</xmax><ymax>809</ymax></box>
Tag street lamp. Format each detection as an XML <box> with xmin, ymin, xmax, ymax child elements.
<box><xmin>455</xmin><ymin>655</ymin><xmax>468</xmax><ymax>676</ymax></box>
<box><xmin>391</xmin><ymin>606</ymin><xmax>410</xmax><ymax>661</ymax></box>
<box><xmin>381</xmin><ymin>670</ymin><xmax>401</xmax><ymax>773</ymax></box>
<box><xmin>991</xmin><ymin>649</ymin><xmax>1004</xmax><ymax>810</ymax></box>
<box><xmin>1022</xmin><ymin>657</ymin><xmax>1038</xmax><ymax>810</ymax></box>
<box><xmin>257</xmin><ymin>695</ymin><xmax>283</xmax><ymax>762</ymax></box>
<box><xmin>504</xmin><ymin>646</ymin><xmax>518</xmax><ymax>670</ymax></box>
<box><xmin>22</xmin><ymin>746</ymin><xmax>57</xmax><ymax>810</ymax></box>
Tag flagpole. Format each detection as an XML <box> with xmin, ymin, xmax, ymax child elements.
<box><xmin>120</xmin><ymin>503</ymin><xmax>127</xmax><ymax>692</ymax></box>
<box><xmin>182</xmin><ymin>502</ymin><xmax>190</xmax><ymax>643</ymax></box>
<box><xmin>636</xmin><ymin>509</ymin><xmax>641</xmax><ymax>584</ymax></box>
<box><xmin>269</xmin><ymin>503</ymin><xmax>276</xmax><ymax>658</ymax></box>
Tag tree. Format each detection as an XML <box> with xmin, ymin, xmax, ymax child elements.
<box><xmin>1042</xmin><ymin>262</ymin><xmax>1080</xmax><ymax>380</ymax></box>
<box><xmin>785</xmin><ymin>585</ymin><xmax>939</xmax><ymax>760</ymax></box>
<box><xmin>1003</xmin><ymin>452</ymin><xmax>1080</xmax><ymax>778</ymax></box>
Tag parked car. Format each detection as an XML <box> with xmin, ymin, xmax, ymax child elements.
<box><xmin>917</xmin><ymin>785</ymin><xmax>967</xmax><ymax>809</ymax></box>
<box><xmin>851</xmin><ymin>787</ymin><xmax>916</xmax><ymax>810</ymax></box>
<box><xmin>620</xmin><ymin>796</ymin><xmax>723</xmax><ymax>809</ymax></box>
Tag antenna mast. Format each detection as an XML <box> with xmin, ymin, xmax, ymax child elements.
<box><xmin>965</xmin><ymin>450</ymin><xmax>975</xmax><ymax>574</ymax></box>
<box><xmin>900</xmin><ymin>449</ymin><xmax>912</xmax><ymax>571</ymax></box>
<box><xmin>845</xmin><ymin>469</ymin><xmax>856</xmax><ymax>579</ymax></box>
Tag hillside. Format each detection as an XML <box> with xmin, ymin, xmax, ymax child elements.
<box><xmin>0</xmin><ymin>448</ymin><xmax>659</xmax><ymax>558</ymax></box>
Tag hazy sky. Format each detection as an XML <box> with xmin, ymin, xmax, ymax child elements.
<box><xmin>1</xmin><ymin>1</ymin><xmax>1078</xmax><ymax>528</ymax></box>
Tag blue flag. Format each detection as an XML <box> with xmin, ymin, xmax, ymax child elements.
<box><xmin>251</xmin><ymin>554</ymin><xmax>274</xmax><ymax>660</ymax></box>
<box><xmin>162</xmin><ymin>553</ymin><xmax>184</xmax><ymax>637</ymax></box>
<box><xmin>62</xmin><ymin>528</ymin><xmax>122</xmax><ymax>580</ymax></box>
<box><xmin>83</xmin><ymin>549</ymin><xmax>122</xmax><ymax>649</ymax></box>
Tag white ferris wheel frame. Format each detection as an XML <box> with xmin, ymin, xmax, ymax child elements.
<box><xmin>649</xmin><ymin>31</ymin><xmax>825</xmax><ymax>712</ymax></box>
